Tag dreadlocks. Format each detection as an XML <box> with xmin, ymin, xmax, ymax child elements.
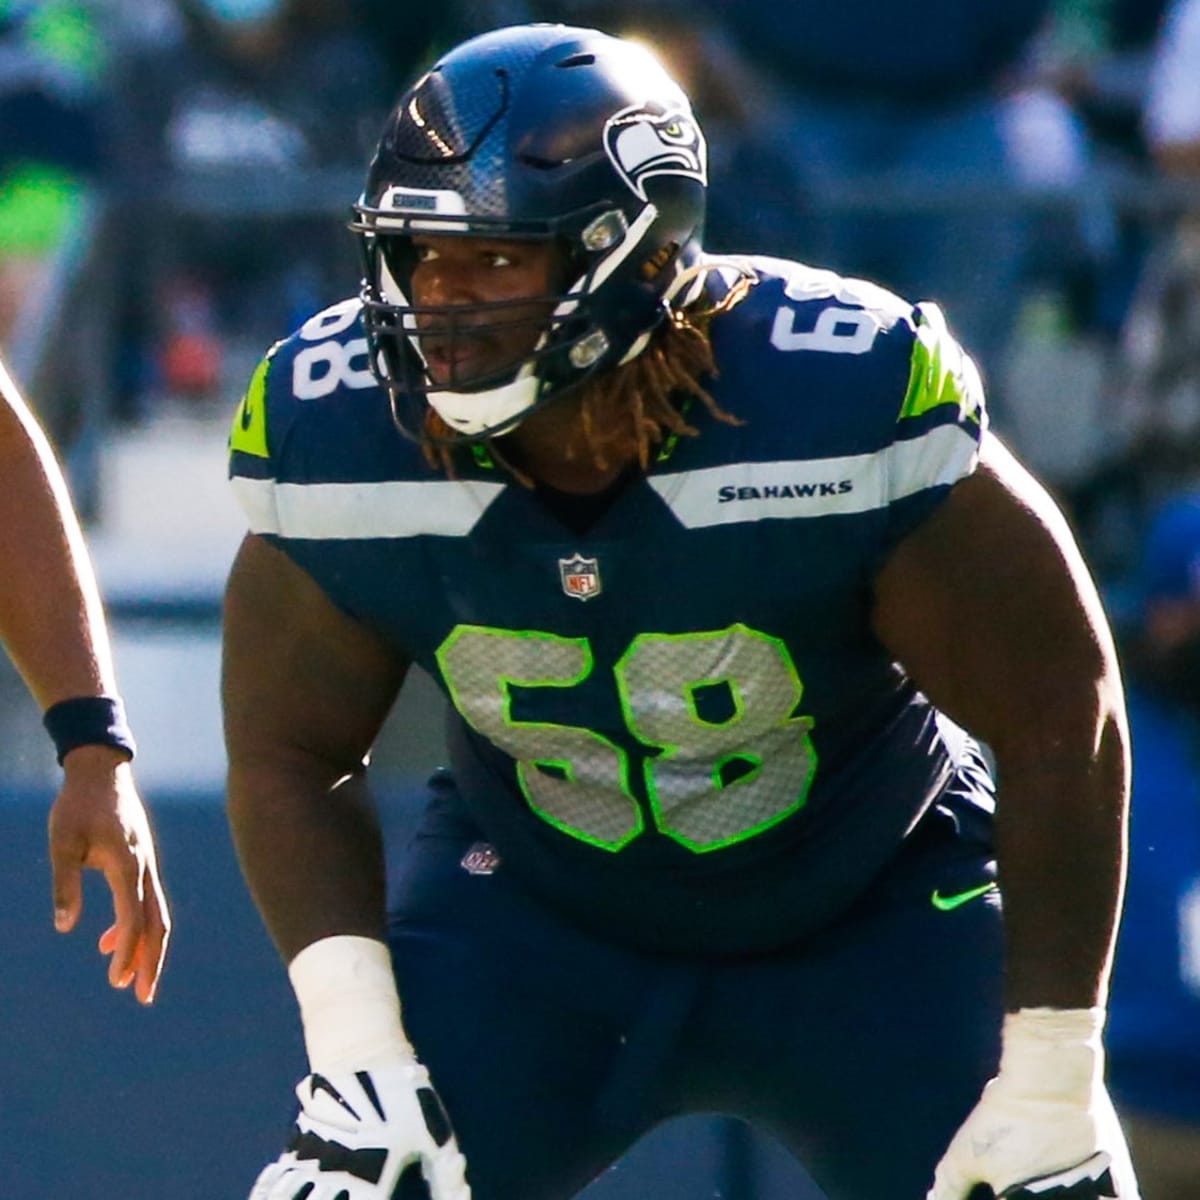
<box><xmin>419</xmin><ymin>267</ymin><xmax>752</xmax><ymax>481</ymax></box>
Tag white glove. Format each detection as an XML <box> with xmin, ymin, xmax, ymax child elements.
<box><xmin>249</xmin><ymin>1057</ymin><xmax>471</xmax><ymax>1200</ymax></box>
<box><xmin>928</xmin><ymin>1008</ymin><xmax>1140</xmax><ymax>1200</ymax></box>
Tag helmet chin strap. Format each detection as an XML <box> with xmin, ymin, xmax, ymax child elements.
<box><xmin>616</xmin><ymin>255</ymin><xmax>714</xmax><ymax>366</ymax></box>
<box><xmin>428</xmin><ymin>371</ymin><xmax>540</xmax><ymax>437</ymax></box>
<box><xmin>665</xmin><ymin>255</ymin><xmax>715</xmax><ymax>308</ymax></box>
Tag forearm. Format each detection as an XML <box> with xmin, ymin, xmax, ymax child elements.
<box><xmin>0</xmin><ymin>368</ymin><xmax>116</xmax><ymax>704</ymax></box>
<box><xmin>227</xmin><ymin>761</ymin><xmax>388</xmax><ymax>964</ymax></box>
<box><xmin>994</xmin><ymin>709</ymin><xmax>1129</xmax><ymax>1012</ymax></box>
<box><xmin>228</xmin><ymin>759</ymin><xmax>413</xmax><ymax>1074</ymax></box>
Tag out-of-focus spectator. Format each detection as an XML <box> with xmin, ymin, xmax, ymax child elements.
<box><xmin>1106</xmin><ymin>491</ymin><xmax>1200</xmax><ymax>1200</ymax></box>
<box><xmin>1143</xmin><ymin>0</ymin><xmax>1200</xmax><ymax>174</ymax></box>
<box><xmin>123</xmin><ymin>0</ymin><xmax>395</xmax><ymax>177</ymax></box>
<box><xmin>109</xmin><ymin>0</ymin><xmax>396</xmax><ymax>414</ymax></box>
<box><xmin>1119</xmin><ymin>0</ymin><xmax>1200</xmax><ymax>449</ymax></box>
<box><xmin>985</xmin><ymin>3</ymin><xmax>1179</xmax><ymax>523</ymax></box>
<box><xmin>0</xmin><ymin>0</ymin><xmax>108</xmax><ymax>344</ymax></box>
<box><xmin>1037</xmin><ymin>0</ymin><xmax>1171</xmax><ymax>174</ymax></box>
<box><xmin>672</xmin><ymin>0</ymin><xmax>1053</xmax><ymax>412</ymax></box>
<box><xmin>1003</xmin><ymin>0</ymin><xmax>1173</xmax><ymax>369</ymax></box>
<box><xmin>1079</xmin><ymin>0</ymin><xmax>1200</xmax><ymax>580</ymax></box>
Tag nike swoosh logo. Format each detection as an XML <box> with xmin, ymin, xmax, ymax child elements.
<box><xmin>308</xmin><ymin>1073</ymin><xmax>361</xmax><ymax>1121</ymax></box>
<box><xmin>931</xmin><ymin>882</ymin><xmax>997</xmax><ymax>911</ymax></box>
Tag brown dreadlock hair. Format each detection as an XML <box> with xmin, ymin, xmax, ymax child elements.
<box><xmin>419</xmin><ymin>266</ymin><xmax>754</xmax><ymax>483</ymax></box>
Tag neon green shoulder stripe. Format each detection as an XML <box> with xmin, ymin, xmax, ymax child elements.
<box><xmin>229</xmin><ymin>354</ymin><xmax>272</xmax><ymax>459</ymax></box>
<box><xmin>899</xmin><ymin>303</ymin><xmax>983</xmax><ymax>426</ymax></box>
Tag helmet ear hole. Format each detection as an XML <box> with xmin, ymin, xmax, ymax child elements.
<box><xmin>556</xmin><ymin>239</ymin><xmax>586</xmax><ymax>293</ymax></box>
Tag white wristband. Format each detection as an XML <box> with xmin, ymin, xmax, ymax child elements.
<box><xmin>999</xmin><ymin>1007</ymin><xmax>1106</xmax><ymax>1102</ymax></box>
<box><xmin>288</xmin><ymin>935</ymin><xmax>413</xmax><ymax>1075</ymax></box>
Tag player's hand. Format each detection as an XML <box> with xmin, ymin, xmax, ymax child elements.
<box><xmin>927</xmin><ymin>1010</ymin><xmax>1139</xmax><ymax>1200</ymax></box>
<box><xmin>250</xmin><ymin>1058</ymin><xmax>471</xmax><ymax>1200</ymax></box>
<box><xmin>48</xmin><ymin>745</ymin><xmax>170</xmax><ymax>1005</ymax></box>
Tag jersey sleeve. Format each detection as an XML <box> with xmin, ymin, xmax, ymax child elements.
<box><xmin>882</xmin><ymin>300</ymin><xmax>987</xmax><ymax>551</ymax></box>
<box><xmin>227</xmin><ymin>297</ymin><xmax>395</xmax><ymax>540</ymax></box>
<box><xmin>227</xmin><ymin>341</ymin><xmax>289</xmax><ymax>535</ymax></box>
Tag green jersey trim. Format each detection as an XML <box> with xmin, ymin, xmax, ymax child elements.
<box><xmin>229</xmin><ymin>355</ymin><xmax>272</xmax><ymax>460</ymax></box>
<box><xmin>900</xmin><ymin>303</ymin><xmax>985</xmax><ymax>427</ymax></box>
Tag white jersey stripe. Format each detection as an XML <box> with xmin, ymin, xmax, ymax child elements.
<box><xmin>231</xmin><ymin>423</ymin><xmax>976</xmax><ymax>539</ymax></box>
<box><xmin>231</xmin><ymin>475</ymin><xmax>507</xmax><ymax>538</ymax></box>
<box><xmin>648</xmin><ymin>423</ymin><xmax>978</xmax><ymax>529</ymax></box>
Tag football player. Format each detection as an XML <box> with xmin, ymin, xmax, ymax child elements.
<box><xmin>0</xmin><ymin>353</ymin><xmax>169</xmax><ymax>1005</ymax></box>
<box><xmin>224</xmin><ymin>24</ymin><xmax>1139</xmax><ymax>1200</ymax></box>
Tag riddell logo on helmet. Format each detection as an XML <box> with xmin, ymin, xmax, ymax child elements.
<box><xmin>377</xmin><ymin>185</ymin><xmax>467</xmax><ymax>220</ymax></box>
<box><xmin>390</xmin><ymin>192</ymin><xmax>438</xmax><ymax>211</ymax></box>
<box><xmin>603</xmin><ymin>104</ymin><xmax>707</xmax><ymax>201</ymax></box>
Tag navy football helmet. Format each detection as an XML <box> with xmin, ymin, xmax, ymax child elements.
<box><xmin>351</xmin><ymin>23</ymin><xmax>708</xmax><ymax>442</ymax></box>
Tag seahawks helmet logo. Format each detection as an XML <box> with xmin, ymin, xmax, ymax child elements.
<box><xmin>603</xmin><ymin>104</ymin><xmax>707</xmax><ymax>202</ymax></box>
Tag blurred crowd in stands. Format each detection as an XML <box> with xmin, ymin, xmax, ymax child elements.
<box><xmin>2</xmin><ymin>1</ymin><xmax>1199</xmax><ymax>1195</ymax></box>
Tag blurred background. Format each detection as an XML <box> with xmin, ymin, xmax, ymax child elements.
<box><xmin>2</xmin><ymin>0</ymin><xmax>1200</xmax><ymax>1195</ymax></box>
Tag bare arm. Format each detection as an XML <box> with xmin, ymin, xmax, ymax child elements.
<box><xmin>222</xmin><ymin>533</ymin><xmax>409</xmax><ymax>963</ymax></box>
<box><xmin>0</xmin><ymin>357</ymin><xmax>116</xmax><ymax>704</ymax></box>
<box><xmin>873</xmin><ymin>433</ymin><xmax>1128</xmax><ymax>1011</ymax></box>
<box><xmin>226</xmin><ymin>536</ymin><xmax>474</xmax><ymax>1198</ymax></box>
<box><xmin>0</xmin><ymin>356</ymin><xmax>170</xmax><ymax>1003</ymax></box>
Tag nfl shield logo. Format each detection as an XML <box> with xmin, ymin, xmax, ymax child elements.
<box><xmin>559</xmin><ymin>552</ymin><xmax>602</xmax><ymax>601</ymax></box>
<box><xmin>460</xmin><ymin>841</ymin><xmax>501</xmax><ymax>875</ymax></box>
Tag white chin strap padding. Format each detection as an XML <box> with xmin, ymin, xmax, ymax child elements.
<box><xmin>428</xmin><ymin>374</ymin><xmax>541</xmax><ymax>436</ymax></box>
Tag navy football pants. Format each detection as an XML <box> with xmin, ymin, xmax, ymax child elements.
<box><xmin>386</xmin><ymin>791</ymin><xmax>1004</xmax><ymax>1200</ymax></box>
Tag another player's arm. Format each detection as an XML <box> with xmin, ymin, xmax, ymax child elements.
<box><xmin>873</xmin><ymin>432</ymin><xmax>1127</xmax><ymax>1011</ymax></box>
<box><xmin>222</xmin><ymin>532</ymin><xmax>408</xmax><ymax>962</ymax></box>
<box><xmin>0</xmin><ymin>355</ymin><xmax>169</xmax><ymax>1004</ymax></box>
<box><xmin>0</xmin><ymin>361</ymin><xmax>114</xmax><ymax>708</ymax></box>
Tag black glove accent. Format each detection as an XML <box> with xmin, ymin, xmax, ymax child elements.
<box><xmin>393</xmin><ymin>1161</ymin><xmax>432</xmax><ymax>1200</ymax></box>
<box><xmin>357</xmin><ymin>1071</ymin><xmax>388</xmax><ymax>1121</ymax></box>
<box><xmin>416</xmin><ymin>1087</ymin><xmax>453</xmax><ymax>1147</ymax></box>
<box><xmin>1000</xmin><ymin>1163</ymin><xmax>1119</xmax><ymax>1199</ymax></box>
<box><xmin>288</xmin><ymin>1128</ymin><xmax>389</xmax><ymax>1185</ymax></box>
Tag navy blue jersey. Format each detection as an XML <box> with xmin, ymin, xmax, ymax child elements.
<box><xmin>229</xmin><ymin>255</ymin><xmax>995</xmax><ymax>953</ymax></box>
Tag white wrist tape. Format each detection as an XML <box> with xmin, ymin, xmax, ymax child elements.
<box><xmin>288</xmin><ymin>935</ymin><xmax>413</xmax><ymax>1075</ymax></box>
<box><xmin>999</xmin><ymin>1007</ymin><xmax>1106</xmax><ymax>1102</ymax></box>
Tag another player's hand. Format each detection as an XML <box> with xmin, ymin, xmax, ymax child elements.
<box><xmin>250</xmin><ymin>1057</ymin><xmax>471</xmax><ymax>1200</ymax></box>
<box><xmin>927</xmin><ymin>1009</ymin><xmax>1139</xmax><ymax>1200</ymax></box>
<box><xmin>48</xmin><ymin>745</ymin><xmax>170</xmax><ymax>1005</ymax></box>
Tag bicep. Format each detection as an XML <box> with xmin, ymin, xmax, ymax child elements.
<box><xmin>221</xmin><ymin>534</ymin><xmax>409</xmax><ymax>780</ymax></box>
<box><xmin>871</xmin><ymin>433</ymin><xmax>1125</xmax><ymax>764</ymax></box>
